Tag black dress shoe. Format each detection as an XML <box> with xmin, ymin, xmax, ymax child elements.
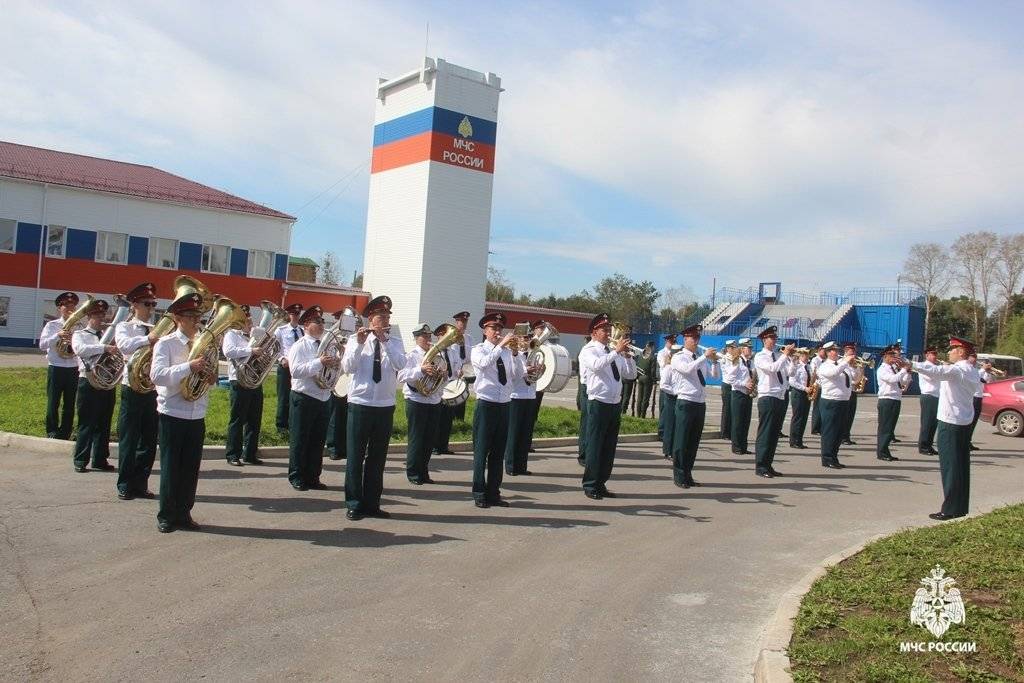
<box><xmin>157</xmin><ymin>521</ymin><xmax>174</xmax><ymax>533</ymax></box>
<box><xmin>528</xmin><ymin>447</ymin><xmax>536</xmax><ymax>453</ymax></box>
<box><xmin>795</xmin><ymin>444</ymin><xmax>808</xmax><ymax>449</ymax></box>
<box><xmin>929</xmin><ymin>511</ymin><xmax>964</xmax><ymax>521</ymax></box>
<box><xmin>891</xmin><ymin>437</ymin><xmax>902</xmax><ymax>443</ymax></box>
<box><xmin>928</xmin><ymin>448</ymin><xmax>939</xmax><ymax>455</ymax></box>
<box><xmin>422</xmin><ymin>477</ymin><xmax>436</xmax><ymax>484</ymax></box>
<box><xmin>327</xmin><ymin>453</ymin><xmax>343</xmax><ymax>460</ymax></box>
<box><xmin>823</xmin><ymin>462</ymin><xmax>845</xmax><ymax>469</ymax></box>
<box><xmin>364</xmin><ymin>509</ymin><xmax>391</xmax><ymax>518</ymax></box>
<box><xmin>599</xmin><ymin>489</ymin><xmax>617</xmax><ymax>498</ymax></box>
<box><xmin>969</xmin><ymin>444</ymin><xmax>979</xmax><ymax>451</ymax></box>
<box><xmin>577</xmin><ymin>458</ymin><xmax>586</xmax><ymax>466</ymax></box>
<box><xmin>731</xmin><ymin>449</ymin><xmax>743</xmax><ymax>455</ymax></box>
<box><xmin>474</xmin><ymin>499</ymin><xmax>491</xmax><ymax>508</ymax></box>
<box><xmin>878</xmin><ymin>455</ymin><xmax>899</xmax><ymax>462</ymax></box>
<box><xmin>242</xmin><ymin>457</ymin><xmax>264</xmax><ymax>465</ymax></box>
<box><xmin>74</xmin><ymin>466</ymin><xmax>88</xmax><ymax>473</ymax></box>
<box><xmin>505</xmin><ymin>470</ymin><xmax>517</xmax><ymax>476</ymax></box>
<box><xmin>742</xmin><ymin>450</ymin><xmax>752</xmax><ymax>455</ymax></box>
<box><xmin>291</xmin><ymin>482</ymin><xmax>309</xmax><ymax>492</ymax></box>
<box><xmin>180</xmin><ymin>517</ymin><xmax>201</xmax><ymax>531</ymax></box>
<box><xmin>756</xmin><ymin>471</ymin><xmax>773</xmax><ymax>478</ymax></box>
<box><xmin>521</xmin><ymin>470</ymin><xmax>533</xmax><ymax>476</ymax></box>
<box><xmin>408</xmin><ymin>479</ymin><xmax>424</xmax><ymax>485</ymax></box>
<box><xmin>93</xmin><ymin>463</ymin><xmax>116</xmax><ymax>471</ymax></box>
<box><xmin>768</xmin><ymin>469</ymin><xmax>783</xmax><ymax>477</ymax></box>
<box><xmin>309</xmin><ymin>480</ymin><xmax>328</xmax><ymax>490</ymax></box>
<box><xmin>488</xmin><ymin>499</ymin><xmax>511</xmax><ymax>507</ymax></box>
<box><xmin>842</xmin><ymin>439</ymin><xmax>856</xmax><ymax>445</ymax></box>
<box><xmin>346</xmin><ymin>509</ymin><xmax>364</xmax><ymax>520</ymax></box>
<box><xmin>227</xmin><ymin>458</ymin><xmax>243</xmax><ymax>466</ymax></box>
<box><xmin>584</xmin><ymin>490</ymin><xmax>603</xmax><ymax>500</ymax></box>
<box><xmin>117</xmin><ymin>491</ymin><xmax>134</xmax><ymax>500</ymax></box>
<box><xmin>135</xmin><ymin>490</ymin><xmax>155</xmax><ymax>499</ymax></box>
<box><xmin>439</xmin><ymin>449</ymin><xmax>455</xmax><ymax>455</ymax></box>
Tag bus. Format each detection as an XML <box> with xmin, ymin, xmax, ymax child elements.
<box><xmin>976</xmin><ymin>353</ymin><xmax>1024</xmax><ymax>379</ymax></box>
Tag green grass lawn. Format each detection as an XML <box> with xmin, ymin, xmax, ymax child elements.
<box><xmin>789</xmin><ymin>504</ymin><xmax>1024</xmax><ymax>682</ymax></box>
<box><xmin>0</xmin><ymin>367</ymin><xmax>657</xmax><ymax>445</ymax></box>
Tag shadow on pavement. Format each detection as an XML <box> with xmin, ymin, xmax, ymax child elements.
<box><xmin>199</xmin><ymin>524</ymin><xmax>463</xmax><ymax>548</ymax></box>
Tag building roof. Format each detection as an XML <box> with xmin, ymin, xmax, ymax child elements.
<box><xmin>288</xmin><ymin>256</ymin><xmax>318</xmax><ymax>267</ymax></box>
<box><xmin>485</xmin><ymin>301</ymin><xmax>594</xmax><ymax>319</ymax></box>
<box><xmin>0</xmin><ymin>140</ymin><xmax>295</xmax><ymax>220</ymax></box>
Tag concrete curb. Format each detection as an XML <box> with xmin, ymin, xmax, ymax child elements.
<box><xmin>0</xmin><ymin>430</ymin><xmax>663</xmax><ymax>460</ymax></box>
<box><xmin>752</xmin><ymin>534</ymin><xmax>887</xmax><ymax>683</ymax></box>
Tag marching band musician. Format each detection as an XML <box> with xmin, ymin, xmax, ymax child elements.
<box><xmin>753</xmin><ymin>326</ymin><xmax>792</xmax><ymax>478</ymax></box>
<box><xmin>222</xmin><ymin>304</ymin><xmax>264</xmax><ymax>467</ymax></box>
<box><xmin>274</xmin><ymin>303</ymin><xmax>304</xmax><ymax>433</ymax></box>
<box><xmin>580</xmin><ymin>314</ymin><xmax>636</xmax><ymax>499</ymax></box>
<box><xmin>719</xmin><ymin>340</ymin><xmax>737</xmax><ymax>439</ymax></box>
<box><xmin>506</xmin><ymin>324</ymin><xmax>539</xmax><ymax>477</ymax></box>
<box><xmin>809</xmin><ymin>346</ymin><xmax>826</xmax><ymax>435</ymax></box>
<box><xmin>115</xmin><ymin>282</ymin><xmax>160</xmax><ymax>500</ymax></box>
<box><xmin>434</xmin><ymin>310</ymin><xmax>471</xmax><ymax>455</ymax></box>
<box><xmin>634</xmin><ymin>341</ymin><xmax>657</xmax><ymax>418</ymax></box>
<box><xmin>470</xmin><ymin>312</ymin><xmax>522</xmax><ymax>507</ymax></box>
<box><xmin>342</xmin><ymin>296</ymin><xmax>406</xmax><ymax>520</ymax></box>
<box><xmin>528</xmin><ymin>319</ymin><xmax>547</xmax><ymax>451</ymax></box>
<box><xmin>657</xmin><ymin>333</ymin><xmax>678</xmax><ymax>460</ymax></box>
<box><xmin>910</xmin><ymin>338</ymin><xmax>981</xmax><ymax>520</ymax></box>
<box><xmin>875</xmin><ymin>344</ymin><xmax>910</xmax><ymax>462</ymax></box>
<box><xmin>450</xmin><ymin>310</ymin><xmax>472</xmax><ymax>425</ymax></box>
<box><xmin>729</xmin><ymin>338</ymin><xmax>755</xmax><ymax>455</ymax></box>
<box><xmin>286</xmin><ymin>305</ymin><xmax>334</xmax><ymax>492</ymax></box>
<box><xmin>150</xmin><ymin>292</ymin><xmax>213</xmax><ymax>533</ymax></box>
<box><xmin>576</xmin><ymin>335</ymin><xmax>591</xmax><ymax>466</ymax></box>
<box><xmin>966</xmin><ymin>352</ymin><xmax>989</xmax><ymax>451</ymax></box>
<box><xmin>815</xmin><ymin>341</ymin><xmax>852</xmax><ymax>469</ymax></box>
<box><xmin>916</xmin><ymin>347</ymin><xmax>941</xmax><ymax>455</ymax></box>
<box><xmin>670</xmin><ymin>324</ymin><xmax>718</xmax><ymax>489</ymax></box>
<box><xmin>840</xmin><ymin>342</ymin><xmax>861</xmax><ymax>445</ymax></box>
<box><xmin>70</xmin><ymin>299</ymin><xmax>117</xmax><ymax>473</ymax></box>
<box><xmin>788</xmin><ymin>348</ymin><xmax>812</xmax><ymax>449</ymax></box>
<box><xmin>398</xmin><ymin>324</ymin><xmax>444</xmax><ymax>485</ymax></box>
<box><xmin>39</xmin><ymin>291</ymin><xmax>80</xmax><ymax>440</ymax></box>
<box><xmin>326</xmin><ymin>308</ymin><xmax>351</xmax><ymax>462</ymax></box>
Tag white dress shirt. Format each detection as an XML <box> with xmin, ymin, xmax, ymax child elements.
<box><xmin>816</xmin><ymin>358</ymin><xmax>853</xmax><ymax>401</ymax></box>
<box><xmin>341</xmin><ymin>334</ymin><xmax>406</xmax><ymax>407</ymax></box>
<box><xmin>71</xmin><ymin>325</ymin><xmax>107</xmax><ymax>375</ymax></box>
<box><xmin>789</xmin><ymin>361</ymin><xmax>812</xmax><ymax>392</ymax></box>
<box><xmin>398</xmin><ymin>345</ymin><xmax>445</xmax><ymax>405</ymax></box>
<box><xmin>441</xmin><ymin>343</ymin><xmax>465</xmax><ymax>380</ymax></box>
<box><xmin>916</xmin><ymin>361</ymin><xmax>941</xmax><ymax>396</ymax></box>
<box><xmin>287</xmin><ymin>335</ymin><xmax>332</xmax><ymax>402</ymax></box>
<box><xmin>454</xmin><ymin>330</ymin><xmax>473</xmax><ymax>370</ymax></box>
<box><xmin>509</xmin><ymin>353</ymin><xmax>536</xmax><ymax>401</ymax></box>
<box><xmin>721</xmin><ymin>357</ymin><xmax>742</xmax><ymax>389</ymax></box>
<box><xmin>116</xmin><ymin>318</ymin><xmax>152</xmax><ymax>386</ymax></box>
<box><xmin>472</xmin><ymin>340</ymin><xmax>522</xmax><ymax>403</ymax></box>
<box><xmin>223</xmin><ymin>328</ymin><xmax>260</xmax><ymax>383</ymax></box>
<box><xmin>275</xmin><ymin>323</ymin><xmax>304</xmax><ymax>362</ymax></box>
<box><xmin>876</xmin><ymin>363</ymin><xmax>909</xmax><ymax>401</ymax></box>
<box><xmin>754</xmin><ymin>348</ymin><xmax>792</xmax><ymax>399</ymax></box>
<box><xmin>151</xmin><ymin>329</ymin><xmax>209</xmax><ymax>420</ymax></box>
<box><xmin>670</xmin><ymin>347</ymin><xmax>718</xmax><ymax>403</ymax></box>
<box><xmin>580</xmin><ymin>340</ymin><xmax>637</xmax><ymax>404</ymax></box>
<box><xmin>974</xmin><ymin>367</ymin><xmax>991</xmax><ymax>398</ymax></box>
<box><xmin>731</xmin><ymin>357</ymin><xmax>754</xmax><ymax>395</ymax></box>
<box><xmin>657</xmin><ymin>347</ymin><xmax>675</xmax><ymax>391</ymax></box>
<box><xmin>39</xmin><ymin>318</ymin><xmax>79</xmax><ymax>368</ymax></box>
<box><xmin>912</xmin><ymin>360</ymin><xmax>980</xmax><ymax>426</ymax></box>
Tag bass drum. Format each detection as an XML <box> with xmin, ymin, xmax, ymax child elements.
<box><xmin>536</xmin><ymin>343</ymin><xmax>571</xmax><ymax>393</ymax></box>
<box><xmin>333</xmin><ymin>373</ymin><xmax>353</xmax><ymax>398</ymax></box>
<box><xmin>442</xmin><ymin>378</ymin><xmax>469</xmax><ymax>407</ymax></box>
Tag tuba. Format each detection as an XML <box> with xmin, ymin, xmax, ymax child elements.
<box><xmin>316</xmin><ymin>307</ymin><xmax>360</xmax><ymax>391</ymax></box>
<box><xmin>525</xmin><ymin>323</ymin><xmax>555</xmax><ymax>383</ymax></box>
<box><xmin>414</xmin><ymin>324</ymin><xmax>462</xmax><ymax>395</ymax></box>
<box><xmin>128</xmin><ymin>276</ymin><xmax>211</xmax><ymax>393</ymax></box>
<box><xmin>180</xmin><ymin>296</ymin><xmax>246</xmax><ymax>401</ymax></box>
<box><xmin>236</xmin><ymin>300</ymin><xmax>289</xmax><ymax>389</ymax></box>
<box><xmin>84</xmin><ymin>295</ymin><xmax>131</xmax><ymax>390</ymax></box>
<box><xmin>55</xmin><ymin>294</ymin><xmax>95</xmax><ymax>358</ymax></box>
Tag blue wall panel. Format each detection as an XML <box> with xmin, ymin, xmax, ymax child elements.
<box><xmin>230</xmin><ymin>248</ymin><xmax>248</xmax><ymax>276</ymax></box>
<box><xmin>66</xmin><ymin>228</ymin><xmax>97</xmax><ymax>260</ymax></box>
<box><xmin>274</xmin><ymin>253</ymin><xmax>287</xmax><ymax>280</ymax></box>
<box><xmin>15</xmin><ymin>222</ymin><xmax>42</xmax><ymax>253</ymax></box>
<box><xmin>179</xmin><ymin>242</ymin><xmax>202</xmax><ymax>271</ymax></box>
<box><xmin>128</xmin><ymin>236</ymin><xmax>148</xmax><ymax>265</ymax></box>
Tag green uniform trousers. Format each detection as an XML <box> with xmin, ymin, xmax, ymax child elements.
<box><xmin>731</xmin><ymin>390</ymin><xmax>752</xmax><ymax>453</ymax></box>
<box><xmin>811</xmin><ymin>394</ymin><xmax>822</xmax><ymax>434</ymax></box>
<box><xmin>659</xmin><ymin>390</ymin><xmax>676</xmax><ymax>456</ymax></box>
<box><xmin>818</xmin><ymin>398</ymin><xmax>844</xmax><ymax>465</ymax></box>
<box><xmin>435</xmin><ymin>402</ymin><xmax>455</xmax><ymax>452</ymax></box>
<box><xmin>969</xmin><ymin>396</ymin><xmax>982</xmax><ymax>443</ymax></box>
<box><xmin>720</xmin><ymin>383</ymin><xmax>732</xmax><ymax>439</ymax></box>
<box><xmin>672</xmin><ymin>399</ymin><xmax>705</xmax><ymax>485</ymax></box>
<box><xmin>505</xmin><ymin>397</ymin><xmax>535</xmax><ymax>475</ymax></box>
<box><xmin>876</xmin><ymin>398</ymin><xmax>901</xmax><ymax>459</ymax></box>
<box><xmin>620</xmin><ymin>379</ymin><xmax>635</xmax><ymax>414</ymax></box>
<box><xmin>73</xmin><ymin>379</ymin><xmax>115</xmax><ymax>469</ymax></box>
<box><xmin>576</xmin><ymin>381</ymin><xmax>589</xmax><ymax>459</ymax></box>
<box><xmin>936</xmin><ymin>421</ymin><xmax>971</xmax><ymax>516</ymax></box>
<box><xmin>46</xmin><ymin>365</ymin><xmax>78</xmax><ymax>439</ymax></box>
<box><xmin>226</xmin><ymin>381</ymin><xmax>263</xmax><ymax>462</ymax></box>
<box><xmin>529</xmin><ymin>391</ymin><xmax>544</xmax><ymax>449</ymax></box>
<box><xmin>789</xmin><ymin>388</ymin><xmax>810</xmax><ymax>446</ymax></box>
<box><xmin>917</xmin><ymin>394</ymin><xmax>939</xmax><ymax>452</ymax></box>
<box><xmin>582</xmin><ymin>399</ymin><xmax>621</xmax><ymax>493</ymax></box>
<box><xmin>472</xmin><ymin>399</ymin><xmax>509</xmax><ymax>502</ymax></box>
<box><xmin>326</xmin><ymin>394</ymin><xmax>348</xmax><ymax>458</ymax></box>
<box><xmin>635</xmin><ymin>379</ymin><xmax>654</xmax><ymax>418</ymax></box>
<box><xmin>345</xmin><ymin>403</ymin><xmax>394</xmax><ymax>512</ymax></box>
<box><xmin>405</xmin><ymin>399</ymin><xmax>439</xmax><ymax>483</ymax></box>
<box><xmin>288</xmin><ymin>391</ymin><xmax>329</xmax><ymax>487</ymax></box>
<box><xmin>275</xmin><ymin>365</ymin><xmax>291</xmax><ymax>430</ymax></box>
<box><xmin>755</xmin><ymin>396</ymin><xmax>786</xmax><ymax>473</ymax></box>
<box><xmin>157</xmin><ymin>414</ymin><xmax>205</xmax><ymax>526</ymax></box>
<box><xmin>842</xmin><ymin>392</ymin><xmax>858</xmax><ymax>441</ymax></box>
<box><xmin>116</xmin><ymin>385</ymin><xmax>157</xmax><ymax>495</ymax></box>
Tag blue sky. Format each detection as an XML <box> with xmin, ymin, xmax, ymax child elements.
<box><xmin>4</xmin><ymin>0</ymin><xmax>1024</xmax><ymax>303</ymax></box>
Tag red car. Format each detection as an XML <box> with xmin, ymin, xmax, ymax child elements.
<box><xmin>981</xmin><ymin>377</ymin><xmax>1024</xmax><ymax>437</ymax></box>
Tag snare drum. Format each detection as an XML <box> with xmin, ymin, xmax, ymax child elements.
<box><xmin>536</xmin><ymin>343</ymin><xmax>571</xmax><ymax>393</ymax></box>
<box><xmin>442</xmin><ymin>378</ymin><xmax>469</xmax><ymax>406</ymax></box>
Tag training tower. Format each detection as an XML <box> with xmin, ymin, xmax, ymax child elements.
<box><xmin>362</xmin><ymin>58</ymin><xmax>502</xmax><ymax>339</ymax></box>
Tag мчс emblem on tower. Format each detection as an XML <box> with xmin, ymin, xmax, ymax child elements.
<box><xmin>910</xmin><ymin>565</ymin><xmax>966</xmax><ymax>638</ymax></box>
<box><xmin>458</xmin><ymin>115</ymin><xmax>473</xmax><ymax>138</ymax></box>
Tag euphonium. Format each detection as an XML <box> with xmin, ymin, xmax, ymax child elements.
<box><xmin>55</xmin><ymin>294</ymin><xmax>95</xmax><ymax>358</ymax></box>
<box><xmin>525</xmin><ymin>323</ymin><xmax>556</xmax><ymax>383</ymax></box>
<box><xmin>84</xmin><ymin>295</ymin><xmax>131</xmax><ymax>390</ymax></box>
<box><xmin>414</xmin><ymin>324</ymin><xmax>462</xmax><ymax>395</ymax></box>
<box><xmin>236</xmin><ymin>299</ymin><xmax>289</xmax><ymax>389</ymax></box>
<box><xmin>128</xmin><ymin>275</ymin><xmax>212</xmax><ymax>393</ymax></box>
<box><xmin>180</xmin><ymin>296</ymin><xmax>246</xmax><ymax>401</ymax></box>
<box><xmin>316</xmin><ymin>307</ymin><xmax>360</xmax><ymax>390</ymax></box>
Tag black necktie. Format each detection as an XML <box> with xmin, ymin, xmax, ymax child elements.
<box><xmin>313</xmin><ymin>339</ymin><xmax>320</xmax><ymax>350</ymax></box>
<box><xmin>694</xmin><ymin>351</ymin><xmax>705</xmax><ymax>386</ymax></box>
<box><xmin>605</xmin><ymin>346</ymin><xmax>620</xmax><ymax>381</ymax></box>
<box><xmin>93</xmin><ymin>329</ymin><xmax>102</xmax><ymax>338</ymax></box>
<box><xmin>496</xmin><ymin>355</ymin><xmax>507</xmax><ymax>385</ymax></box>
<box><xmin>459</xmin><ymin>343</ymin><xmax>465</xmax><ymax>360</ymax></box>
<box><xmin>292</xmin><ymin>327</ymin><xmax>299</xmax><ymax>342</ymax></box>
<box><xmin>444</xmin><ymin>349</ymin><xmax>452</xmax><ymax>378</ymax></box>
<box><xmin>372</xmin><ymin>340</ymin><xmax>382</xmax><ymax>383</ymax></box>
<box><xmin>772</xmin><ymin>351</ymin><xmax>783</xmax><ymax>383</ymax></box>
<box><xmin>841</xmin><ymin>362</ymin><xmax>850</xmax><ymax>388</ymax></box>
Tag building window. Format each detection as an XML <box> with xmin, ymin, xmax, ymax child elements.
<box><xmin>202</xmin><ymin>244</ymin><xmax>229</xmax><ymax>274</ymax></box>
<box><xmin>46</xmin><ymin>225</ymin><xmax>67</xmax><ymax>257</ymax></box>
<box><xmin>247</xmin><ymin>249</ymin><xmax>273</xmax><ymax>279</ymax></box>
<box><xmin>148</xmin><ymin>237</ymin><xmax>178</xmax><ymax>269</ymax></box>
<box><xmin>0</xmin><ymin>219</ymin><xmax>14</xmax><ymax>252</ymax></box>
<box><xmin>96</xmin><ymin>230</ymin><xmax>128</xmax><ymax>264</ymax></box>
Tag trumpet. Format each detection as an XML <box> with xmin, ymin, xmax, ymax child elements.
<box><xmin>982</xmin><ymin>362</ymin><xmax>1007</xmax><ymax>378</ymax></box>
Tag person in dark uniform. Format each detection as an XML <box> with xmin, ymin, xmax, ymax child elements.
<box><xmin>815</xmin><ymin>341</ymin><xmax>852</xmax><ymax>469</ymax></box>
<box><xmin>634</xmin><ymin>341</ymin><xmax>656</xmax><ymax>418</ymax></box>
<box><xmin>507</xmin><ymin>323</ymin><xmax>541</xmax><ymax>476</ymax></box>
<box><xmin>434</xmin><ymin>310</ymin><xmax>471</xmax><ymax>454</ymax></box>
<box><xmin>753</xmin><ymin>326</ymin><xmax>793</xmax><ymax>478</ymax></box>
<box><xmin>399</xmin><ymin>324</ymin><xmax>445</xmax><ymax>484</ymax></box>
<box><xmin>576</xmin><ymin>335</ymin><xmax>591</xmax><ymax>466</ymax></box>
<box><xmin>719</xmin><ymin>340</ymin><xmax>737</xmax><ymax>439</ymax></box>
<box><xmin>810</xmin><ymin>346</ymin><xmax>825</xmax><ymax>435</ymax></box>
<box><xmin>274</xmin><ymin>303</ymin><xmax>304</xmax><ymax>433</ymax></box>
<box><xmin>71</xmin><ymin>299</ymin><xmax>117</xmax><ymax>473</ymax></box>
<box><xmin>657</xmin><ymin>333</ymin><xmax>677</xmax><ymax>459</ymax></box>
<box><xmin>451</xmin><ymin>310</ymin><xmax>472</xmax><ymax>424</ymax></box>
<box><xmin>788</xmin><ymin>348</ymin><xmax>812</xmax><ymax>449</ymax></box>
<box><xmin>875</xmin><ymin>344</ymin><xmax>910</xmax><ymax>462</ymax></box>
<box><xmin>222</xmin><ymin>304</ymin><xmax>265</xmax><ymax>467</ymax></box>
<box><xmin>39</xmin><ymin>291</ymin><xmax>81</xmax><ymax>439</ymax></box>
<box><xmin>326</xmin><ymin>309</ymin><xmax>351</xmax><ymax>461</ymax></box>
<box><xmin>910</xmin><ymin>337</ymin><xmax>981</xmax><ymax>520</ymax></box>
<box><xmin>528</xmin><ymin>319</ymin><xmax>548</xmax><ymax>451</ymax></box>
<box><xmin>841</xmin><ymin>342</ymin><xmax>861</xmax><ymax>445</ymax></box>
<box><xmin>150</xmin><ymin>292</ymin><xmax>213</xmax><ymax>533</ymax></box>
<box><xmin>285</xmin><ymin>305</ymin><xmax>335</xmax><ymax>491</ymax></box>
<box><xmin>670</xmin><ymin>324</ymin><xmax>718</xmax><ymax>488</ymax></box>
<box><xmin>115</xmin><ymin>282</ymin><xmax>160</xmax><ymax>499</ymax></box>
<box><xmin>916</xmin><ymin>346</ymin><xmax>941</xmax><ymax>455</ymax></box>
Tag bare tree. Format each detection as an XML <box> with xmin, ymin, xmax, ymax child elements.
<box><xmin>995</xmin><ymin>233</ymin><xmax>1024</xmax><ymax>340</ymax></box>
<box><xmin>901</xmin><ymin>243</ymin><xmax>952</xmax><ymax>343</ymax></box>
<box><xmin>657</xmin><ymin>285</ymin><xmax>699</xmax><ymax>316</ymax></box>
<box><xmin>952</xmin><ymin>231</ymin><xmax>1000</xmax><ymax>348</ymax></box>
<box><xmin>318</xmin><ymin>251</ymin><xmax>340</xmax><ymax>286</ymax></box>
